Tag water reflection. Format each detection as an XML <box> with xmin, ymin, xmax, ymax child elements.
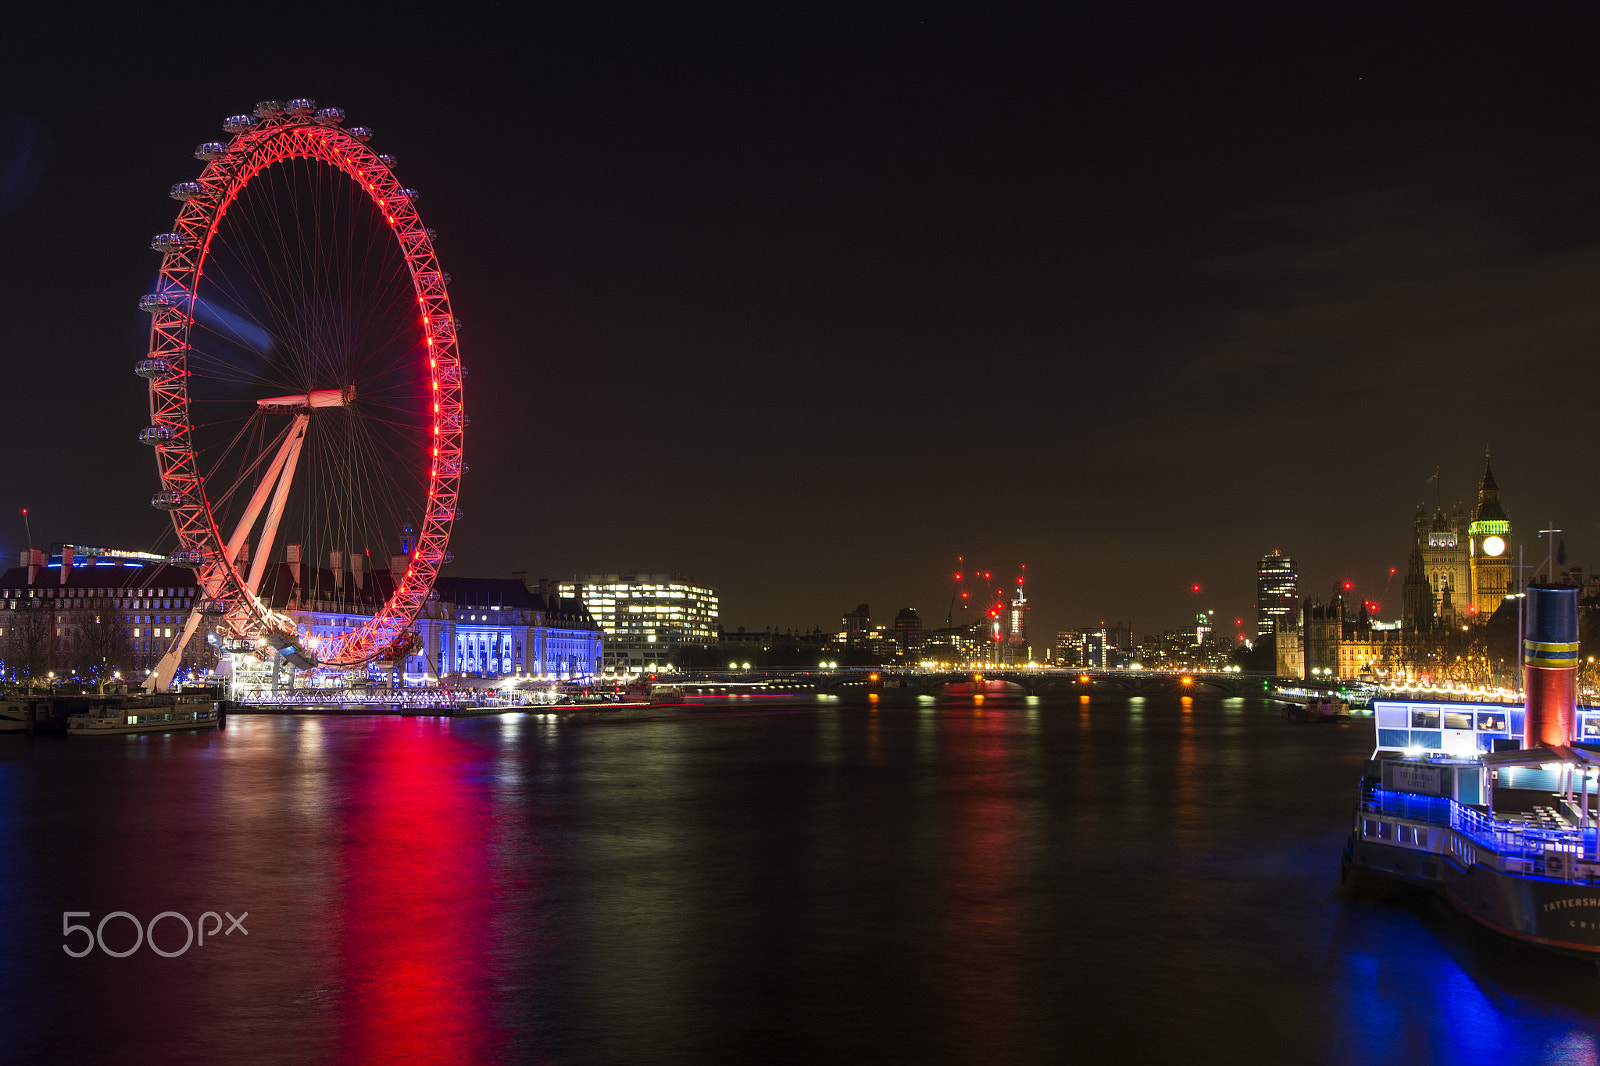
<box><xmin>5</xmin><ymin>696</ymin><xmax>1600</xmax><ymax>1062</ymax></box>
<box><xmin>336</xmin><ymin>720</ymin><xmax>503</xmax><ymax>1062</ymax></box>
<box><xmin>935</xmin><ymin>706</ymin><xmax>1025</xmax><ymax>1060</ymax></box>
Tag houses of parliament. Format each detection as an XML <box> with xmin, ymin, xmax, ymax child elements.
<box><xmin>1276</xmin><ymin>452</ymin><xmax>1522</xmax><ymax>680</ymax></box>
<box><xmin>1401</xmin><ymin>451</ymin><xmax>1515</xmax><ymax>630</ymax></box>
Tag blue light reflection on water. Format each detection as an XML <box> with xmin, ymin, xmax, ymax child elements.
<box><xmin>1327</xmin><ymin>912</ymin><xmax>1599</xmax><ymax>1066</ymax></box>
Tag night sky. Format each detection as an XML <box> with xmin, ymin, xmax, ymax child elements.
<box><xmin>6</xmin><ymin>6</ymin><xmax>1600</xmax><ymax>645</ymax></box>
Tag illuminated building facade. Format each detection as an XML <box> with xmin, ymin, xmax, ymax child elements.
<box><xmin>921</xmin><ymin>622</ymin><xmax>984</xmax><ymax>665</ymax></box>
<box><xmin>1401</xmin><ymin>540</ymin><xmax>1436</xmax><ymax>631</ymax></box>
<box><xmin>1468</xmin><ymin>453</ymin><xmax>1513</xmax><ymax>618</ymax></box>
<box><xmin>0</xmin><ymin>548</ymin><xmax>601</xmax><ymax>686</ymax></box>
<box><xmin>1056</xmin><ymin>623</ymin><xmax>1132</xmax><ymax>668</ymax></box>
<box><xmin>1415</xmin><ymin>504</ymin><xmax>1471</xmax><ymax>626</ymax></box>
<box><xmin>1004</xmin><ymin>588</ymin><xmax>1028</xmax><ymax>664</ymax></box>
<box><xmin>0</xmin><ymin>551</ymin><xmax>203</xmax><ymax>683</ymax></box>
<box><xmin>559</xmin><ymin>573</ymin><xmax>719</xmax><ymax>646</ymax></box>
<box><xmin>256</xmin><ymin>565</ymin><xmax>601</xmax><ymax>681</ymax></box>
<box><xmin>1277</xmin><ymin>594</ymin><xmax>1405</xmax><ymax>681</ymax></box>
<box><xmin>1255</xmin><ymin>550</ymin><xmax>1297</xmax><ymax>637</ymax></box>
<box><xmin>1409</xmin><ymin>454</ymin><xmax>1515</xmax><ymax>626</ymax></box>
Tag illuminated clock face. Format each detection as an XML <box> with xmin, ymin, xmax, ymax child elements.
<box><xmin>1482</xmin><ymin>535</ymin><xmax>1506</xmax><ymax>557</ymax></box>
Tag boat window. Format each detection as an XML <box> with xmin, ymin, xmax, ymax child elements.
<box><xmin>1411</xmin><ymin>709</ymin><xmax>1439</xmax><ymax>728</ymax></box>
<box><xmin>1443</xmin><ymin>712</ymin><xmax>1473</xmax><ymax>731</ymax></box>
<box><xmin>1414</xmin><ymin>829</ymin><xmax>1428</xmax><ymax>848</ymax></box>
<box><xmin>1478</xmin><ymin>713</ymin><xmax>1508</xmax><ymax>732</ymax></box>
<box><xmin>1376</xmin><ymin>706</ymin><xmax>1409</xmax><ymax>729</ymax></box>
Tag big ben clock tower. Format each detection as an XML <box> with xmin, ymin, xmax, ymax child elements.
<box><xmin>1468</xmin><ymin>449</ymin><xmax>1513</xmax><ymax>619</ymax></box>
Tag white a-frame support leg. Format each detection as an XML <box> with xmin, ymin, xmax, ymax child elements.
<box><xmin>146</xmin><ymin>414</ymin><xmax>310</xmax><ymax>693</ymax></box>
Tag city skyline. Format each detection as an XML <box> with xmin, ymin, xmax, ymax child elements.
<box><xmin>6</xmin><ymin>9</ymin><xmax>1600</xmax><ymax>645</ymax></box>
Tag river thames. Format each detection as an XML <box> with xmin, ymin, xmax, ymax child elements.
<box><xmin>4</xmin><ymin>687</ymin><xmax>1599</xmax><ymax>1064</ymax></box>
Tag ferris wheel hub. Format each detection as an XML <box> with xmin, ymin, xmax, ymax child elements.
<box><xmin>256</xmin><ymin>386</ymin><xmax>355</xmax><ymax>411</ymax></box>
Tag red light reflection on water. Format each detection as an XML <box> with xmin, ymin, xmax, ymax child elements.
<box><xmin>937</xmin><ymin>707</ymin><xmax>1023</xmax><ymax>1055</ymax></box>
<box><xmin>336</xmin><ymin>721</ymin><xmax>502</xmax><ymax>1063</ymax></box>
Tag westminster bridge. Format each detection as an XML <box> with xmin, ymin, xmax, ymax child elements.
<box><xmin>671</xmin><ymin>667</ymin><xmax>1273</xmax><ymax>698</ymax></box>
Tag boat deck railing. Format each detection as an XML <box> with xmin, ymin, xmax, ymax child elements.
<box><xmin>1362</xmin><ymin>785</ymin><xmax>1600</xmax><ymax>875</ymax></box>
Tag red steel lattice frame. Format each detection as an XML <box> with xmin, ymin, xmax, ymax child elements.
<box><xmin>144</xmin><ymin>106</ymin><xmax>464</xmax><ymax>667</ymax></box>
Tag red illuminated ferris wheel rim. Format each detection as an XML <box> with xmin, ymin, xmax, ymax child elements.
<box><xmin>143</xmin><ymin>103</ymin><xmax>463</xmax><ymax>666</ymax></box>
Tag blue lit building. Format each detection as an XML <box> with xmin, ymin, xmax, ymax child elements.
<box><xmin>256</xmin><ymin>564</ymin><xmax>601</xmax><ymax>682</ymax></box>
<box><xmin>0</xmin><ymin>543</ymin><xmax>601</xmax><ymax>685</ymax></box>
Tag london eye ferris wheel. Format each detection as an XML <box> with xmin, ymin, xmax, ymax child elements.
<box><xmin>138</xmin><ymin>99</ymin><xmax>464</xmax><ymax>688</ymax></box>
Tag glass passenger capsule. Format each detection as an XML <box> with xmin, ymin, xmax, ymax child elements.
<box><xmin>169</xmin><ymin>181</ymin><xmax>204</xmax><ymax>202</ymax></box>
<box><xmin>151</xmin><ymin>491</ymin><xmax>193</xmax><ymax>511</ymax></box>
<box><xmin>222</xmin><ymin>114</ymin><xmax>256</xmax><ymax>133</ymax></box>
<box><xmin>285</xmin><ymin>98</ymin><xmax>316</xmax><ymax>116</ymax></box>
<box><xmin>167</xmin><ymin>550</ymin><xmax>208</xmax><ymax>568</ymax></box>
<box><xmin>134</xmin><ymin>358</ymin><xmax>177</xmax><ymax>379</ymax></box>
<box><xmin>194</xmin><ymin>142</ymin><xmax>227</xmax><ymax>161</ymax></box>
<box><xmin>150</xmin><ymin>232</ymin><xmax>193</xmax><ymax>252</ymax></box>
<box><xmin>138</xmin><ymin>425</ymin><xmax>177</xmax><ymax>446</ymax></box>
<box><xmin>347</xmin><ymin>126</ymin><xmax>373</xmax><ymax>141</ymax></box>
<box><xmin>313</xmin><ymin>107</ymin><xmax>345</xmax><ymax>125</ymax></box>
<box><xmin>377</xmin><ymin>154</ymin><xmax>397</xmax><ymax>167</ymax></box>
<box><xmin>253</xmin><ymin>100</ymin><xmax>285</xmax><ymax>118</ymax></box>
<box><xmin>137</xmin><ymin>293</ymin><xmax>179</xmax><ymax>313</ymax></box>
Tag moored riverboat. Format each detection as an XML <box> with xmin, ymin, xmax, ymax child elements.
<box><xmin>66</xmin><ymin>695</ymin><xmax>220</xmax><ymax>736</ymax></box>
<box><xmin>1342</xmin><ymin>584</ymin><xmax>1600</xmax><ymax>957</ymax></box>
<box><xmin>1277</xmin><ymin>688</ymin><xmax>1351</xmax><ymax>722</ymax></box>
